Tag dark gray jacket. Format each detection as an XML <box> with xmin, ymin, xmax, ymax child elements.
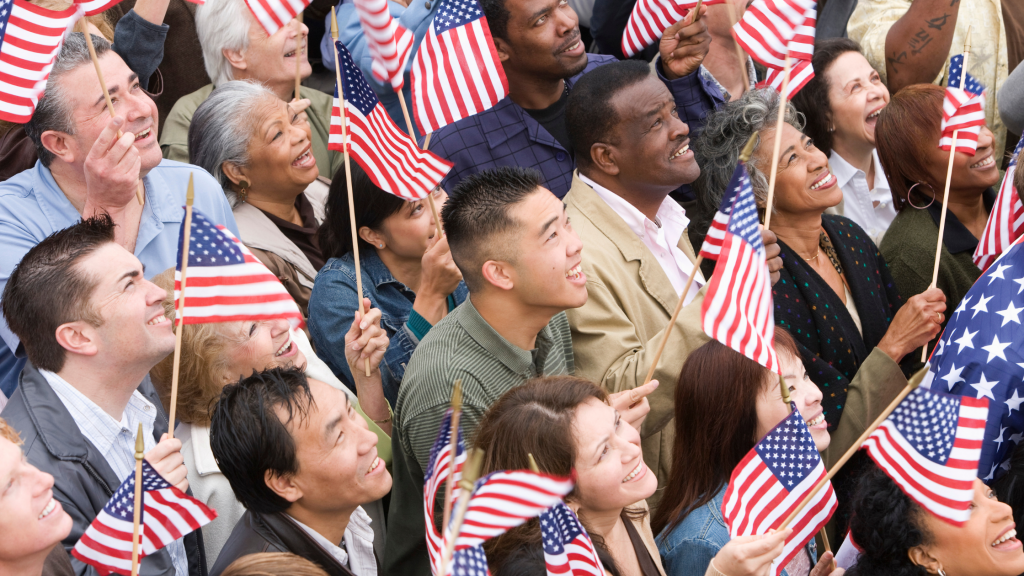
<box><xmin>0</xmin><ymin>364</ymin><xmax>206</xmax><ymax>576</ymax></box>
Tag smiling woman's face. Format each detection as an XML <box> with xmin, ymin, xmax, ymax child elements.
<box><xmin>216</xmin><ymin>318</ymin><xmax>307</xmax><ymax>384</ymax></box>
<box><xmin>756</xmin><ymin>124</ymin><xmax>843</xmax><ymax>218</ymax></box>
<box><xmin>0</xmin><ymin>436</ymin><xmax>73</xmax><ymax>567</ymax></box>
<box><xmin>754</xmin><ymin>350</ymin><xmax>829</xmax><ymax>452</ymax></box>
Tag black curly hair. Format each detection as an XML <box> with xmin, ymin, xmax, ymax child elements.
<box><xmin>846</xmin><ymin>467</ymin><xmax>932</xmax><ymax>576</ymax></box>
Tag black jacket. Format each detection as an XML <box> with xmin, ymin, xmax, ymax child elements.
<box><xmin>211</xmin><ymin>510</ymin><xmax>362</xmax><ymax>576</ymax></box>
<box><xmin>0</xmin><ymin>364</ymin><xmax>206</xmax><ymax>576</ymax></box>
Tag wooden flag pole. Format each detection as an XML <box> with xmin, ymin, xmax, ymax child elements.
<box><xmin>130</xmin><ymin>423</ymin><xmax>145</xmax><ymax>576</ymax></box>
<box><xmin>294</xmin><ymin>14</ymin><xmax>304</xmax><ymax>101</ymax></box>
<box><xmin>527</xmin><ymin>453</ymin><xmax>540</xmax><ymax>473</ymax></box>
<box><xmin>439</xmin><ymin>448</ymin><xmax>485</xmax><ymax>576</ymax></box>
<box><xmin>80</xmin><ymin>24</ymin><xmax>145</xmax><ymax>206</ymax></box>
<box><xmin>724</xmin><ymin>0</ymin><xmax>750</xmax><ymax>95</ymax></box>
<box><xmin>332</xmin><ymin>7</ymin><xmax>371</xmax><ymax>378</ymax></box>
<box><xmin>922</xmin><ymin>27</ymin><xmax>973</xmax><ymax>363</ymax></box>
<box><xmin>778</xmin><ymin>366</ymin><xmax>928</xmax><ymax>530</ymax></box>
<box><xmin>692</xmin><ymin>0</ymin><xmax>703</xmax><ymax>22</ymax></box>
<box><xmin>167</xmin><ymin>174</ymin><xmax>195</xmax><ymax>436</ymax></box>
<box><xmin>440</xmin><ymin>380</ymin><xmax>463</xmax><ymax>534</ymax></box>
<box><xmin>762</xmin><ymin>56</ymin><xmax>792</xmax><ymax>229</ymax></box>
<box><xmin>397</xmin><ymin>90</ymin><xmax>444</xmax><ymax>239</ymax></box>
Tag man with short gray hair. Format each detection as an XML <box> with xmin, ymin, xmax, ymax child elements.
<box><xmin>0</xmin><ymin>32</ymin><xmax>237</xmax><ymax>406</ymax></box>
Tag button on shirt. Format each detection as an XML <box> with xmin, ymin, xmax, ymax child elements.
<box><xmin>289</xmin><ymin>508</ymin><xmax>378</xmax><ymax>575</ymax></box>
<box><xmin>41</xmin><ymin>370</ymin><xmax>190</xmax><ymax>576</ymax></box>
<box><xmin>829</xmin><ymin>150</ymin><xmax>896</xmax><ymax>245</ymax></box>
<box><xmin>580</xmin><ymin>174</ymin><xmax>704</xmax><ymax>305</ymax></box>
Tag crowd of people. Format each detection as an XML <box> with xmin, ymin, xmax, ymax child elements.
<box><xmin>1</xmin><ymin>0</ymin><xmax>1024</xmax><ymax>574</ymax></box>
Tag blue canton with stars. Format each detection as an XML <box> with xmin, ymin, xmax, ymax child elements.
<box><xmin>1010</xmin><ymin>134</ymin><xmax>1024</xmax><ymax>170</ymax></box>
<box><xmin>540</xmin><ymin>502</ymin><xmax>585</xmax><ymax>556</ymax></box>
<box><xmin>891</xmin><ymin>387</ymin><xmax>960</xmax><ymax>465</ymax></box>
<box><xmin>0</xmin><ymin>0</ymin><xmax>15</xmax><ymax>57</ymax></box>
<box><xmin>949</xmin><ymin>54</ymin><xmax>985</xmax><ymax>96</ymax></box>
<box><xmin>103</xmin><ymin>461</ymin><xmax>172</xmax><ymax>522</ymax></box>
<box><xmin>431</xmin><ymin>0</ymin><xmax>485</xmax><ymax>35</ymax></box>
<box><xmin>176</xmin><ymin>209</ymin><xmax>246</xmax><ymax>270</ymax></box>
<box><xmin>335</xmin><ymin>41</ymin><xmax>381</xmax><ymax>118</ymax></box>
<box><xmin>725</xmin><ymin>166</ymin><xmax>764</xmax><ymax>255</ymax></box>
<box><xmin>927</xmin><ymin>236</ymin><xmax>1024</xmax><ymax>482</ymax></box>
<box><xmin>754</xmin><ymin>405</ymin><xmax>821</xmax><ymax>489</ymax></box>
<box><xmin>451</xmin><ymin>544</ymin><xmax>489</xmax><ymax>576</ymax></box>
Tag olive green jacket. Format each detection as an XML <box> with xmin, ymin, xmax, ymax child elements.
<box><xmin>159</xmin><ymin>84</ymin><xmax>344</xmax><ymax>180</ymax></box>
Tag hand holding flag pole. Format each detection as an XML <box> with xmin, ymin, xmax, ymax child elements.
<box><xmin>923</xmin><ymin>27</ymin><xmax>973</xmax><ymax>363</ymax></box>
<box><xmin>332</xmin><ymin>8</ymin><xmax>371</xmax><ymax>378</ymax></box>
<box><xmin>441</xmin><ymin>380</ymin><xmax>463</xmax><ymax>534</ymax></box>
<box><xmin>130</xmin><ymin>423</ymin><xmax>144</xmax><ymax>576</ymax></box>
<box><xmin>166</xmin><ymin>174</ymin><xmax>195</xmax><ymax>436</ymax></box>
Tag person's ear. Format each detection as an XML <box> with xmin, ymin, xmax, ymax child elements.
<box><xmin>221</xmin><ymin>162</ymin><xmax>248</xmax><ymax>188</ymax></box>
<box><xmin>40</xmin><ymin>130</ymin><xmax>77</xmax><ymax>165</ymax></box>
<box><xmin>493</xmin><ymin>37</ymin><xmax>511</xmax><ymax>63</ymax></box>
<box><xmin>590</xmin><ymin>142</ymin><xmax>620</xmax><ymax>176</ymax></box>
<box><xmin>907</xmin><ymin>546</ymin><xmax>942</xmax><ymax>575</ymax></box>
<box><xmin>54</xmin><ymin>321</ymin><xmax>101</xmax><ymax>358</ymax></box>
<box><xmin>222</xmin><ymin>47</ymin><xmax>248</xmax><ymax>74</ymax></box>
<box><xmin>358</xmin><ymin>226</ymin><xmax>385</xmax><ymax>249</ymax></box>
<box><xmin>481</xmin><ymin>260</ymin><xmax>515</xmax><ymax>291</ymax></box>
<box><xmin>265</xmin><ymin>470</ymin><xmax>302</xmax><ymax>504</ymax></box>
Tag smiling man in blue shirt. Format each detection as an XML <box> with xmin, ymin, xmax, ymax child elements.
<box><xmin>0</xmin><ymin>33</ymin><xmax>237</xmax><ymax>405</ymax></box>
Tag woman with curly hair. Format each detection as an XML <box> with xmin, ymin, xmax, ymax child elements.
<box><xmin>847</xmin><ymin>466</ymin><xmax>1024</xmax><ymax>576</ymax></box>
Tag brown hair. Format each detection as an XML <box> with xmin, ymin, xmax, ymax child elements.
<box><xmin>148</xmin><ymin>268</ymin><xmax>234</xmax><ymax>425</ymax></box>
<box><xmin>874</xmin><ymin>84</ymin><xmax>946</xmax><ymax>212</ymax></box>
<box><xmin>651</xmin><ymin>330</ymin><xmax>802</xmax><ymax>536</ymax></box>
<box><xmin>220</xmin><ymin>553</ymin><xmax>329</xmax><ymax>576</ymax></box>
<box><xmin>0</xmin><ymin>417</ymin><xmax>22</xmax><ymax>446</ymax></box>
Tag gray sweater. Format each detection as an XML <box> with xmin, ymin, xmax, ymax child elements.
<box><xmin>999</xmin><ymin>62</ymin><xmax>1024</xmax><ymax>136</ymax></box>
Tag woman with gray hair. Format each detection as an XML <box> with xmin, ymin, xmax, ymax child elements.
<box><xmin>189</xmin><ymin>80</ymin><xmax>328</xmax><ymax>319</ymax></box>
<box><xmin>159</xmin><ymin>0</ymin><xmax>343</xmax><ymax>181</ymax></box>
<box><xmin>689</xmin><ymin>88</ymin><xmax>946</xmax><ymax>534</ymax></box>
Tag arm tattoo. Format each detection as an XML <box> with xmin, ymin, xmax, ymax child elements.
<box><xmin>927</xmin><ymin>13</ymin><xmax>950</xmax><ymax>30</ymax></box>
<box><xmin>908</xmin><ymin>29</ymin><xmax>933</xmax><ymax>55</ymax></box>
<box><xmin>887</xmin><ymin>50</ymin><xmax>909</xmax><ymax>74</ymax></box>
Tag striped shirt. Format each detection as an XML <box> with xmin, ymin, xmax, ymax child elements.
<box><xmin>42</xmin><ymin>370</ymin><xmax>190</xmax><ymax>576</ymax></box>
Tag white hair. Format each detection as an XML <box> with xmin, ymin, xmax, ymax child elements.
<box><xmin>195</xmin><ymin>0</ymin><xmax>253</xmax><ymax>87</ymax></box>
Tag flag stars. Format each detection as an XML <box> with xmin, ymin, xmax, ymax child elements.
<box><xmin>982</xmin><ymin>335</ymin><xmax>1011</xmax><ymax>362</ymax></box>
<box><xmin>972</xmin><ymin>293</ymin><xmax>993</xmax><ymax>317</ymax></box>
<box><xmin>953</xmin><ymin>328</ymin><xmax>978</xmax><ymax>353</ymax></box>
<box><xmin>989</xmin><ymin>264</ymin><xmax>1013</xmax><ymax>284</ymax></box>
<box><xmin>997</xmin><ymin>301</ymin><xmax>1024</xmax><ymax>327</ymax></box>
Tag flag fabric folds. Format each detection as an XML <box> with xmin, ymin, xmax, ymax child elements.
<box><xmin>330</xmin><ymin>41</ymin><xmax>452</xmax><ymax>200</ymax></box>
<box><xmin>620</xmin><ymin>0</ymin><xmax>723</xmax><ymax>59</ymax></box>
<box><xmin>424</xmin><ymin>408</ymin><xmax>467</xmax><ymax>574</ymax></box>
<box><xmin>352</xmin><ymin>0</ymin><xmax>413</xmax><ymax>89</ymax></box>
<box><xmin>862</xmin><ymin>386</ymin><xmax>988</xmax><ymax>525</ymax></box>
<box><xmin>0</xmin><ymin>0</ymin><xmax>80</xmax><ymax>123</ymax></box>
<box><xmin>722</xmin><ymin>406</ymin><xmax>837</xmax><ymax>576</ymax></box>
<box><xmin>732</xmin><ymin>0</ymin><xmax>816</xmax><ymax>69</ymax></box>
<box><xmin>410</xmin><ymin>0</ymin><xmax>508</xmax><ymax>135</ymax></box>
<box><xmin>71</xmin><ymin>460</ymin><xmax>217</xmax><ymax>576</ymax></box>
<box><xmin>973</xmin><ymin>135</ymin><xmax>1024</xmax><ymax>271</ymax></box>
<box><xmin>244</xmin><ymin>0</ymin><xmax>310</xmax><ymax>36</ymax></box>
<box><xmin>73</xmin><ymin>0</ymin><xmax>123</xmax><ymax>16</ymax></box>
<box><xmin>759</xmin><ymin>8</ymin><xmax>815</xmax><ymax>98</ymax></box>
<box><xmin>174</xmin><ymin>208</ymin><xmax>304</xmax><ymax>328</ymax></box>
<box><xmin>540</xmin><ymin>502</ymin><xmax>604</xmax><ymax>576</ymax></box>
<box><xmin>940</xmin><ymin>53</ymin><xmax>986</xmax><ymax>155</ymax></box>
<box><xmin>920</xmin><ymin>236</ymin><xmax>1024</xmax><ymax>484</ymax></box>
<box><xmin>700</xmin><ymin>163</ymin><xmax>779</xmax><ymax>372</ymax></box>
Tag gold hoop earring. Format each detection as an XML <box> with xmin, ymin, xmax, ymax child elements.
<box><xmin>905</xmin><ymin>182</ymin><xmax>936</xmax><ymax>210</ymax></box>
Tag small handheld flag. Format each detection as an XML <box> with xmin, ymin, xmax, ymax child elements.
<box><xmin>760</xmin><ymin>8</ymin><xmax>816</xmax><ymax>98</ymax></box>
<box><xmin>425</xmin><ymin>408</ymin><xmax>468</xmax><ymax>573</ymax></box>
<box><xmin>352</xmin><ymin>0</ymin><xmax>413</xmax><ymax>89</ymax></box>
<box><xmin>620</xmin><ymin>0</ymin><xmax>723</xmax><ymax>59</ymax></box>
<box><xmin>940</xmin><ymin>53</ymin><xmax>986</xmax><ymax>155</ymax></box>
<box><xmin>974</xmin><ymin>135</ymin><xmax>1024</xmax><ymax>271</ymax></box>
<box><xmin>244</xmin><ymin>0</ymin><xmax>311</xmax><ymax>36</ymax></box>
<box><xmin>732</xmin><ymin>0</ymin><xmax>816</xmax><ymax>69</ymax></box>
<box><xmin>541</xmin><ymin>503</ymin><xmax>604</xmax><ymax>576</ymax></box>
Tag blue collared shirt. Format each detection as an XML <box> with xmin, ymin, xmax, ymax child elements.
<box><xmin>0</xmin><ymin>159</ymin><xmax>238</xmax><ymax>399</ymax></box>
<box><xmin>427</xmin><ymin>56</ymin><xmax>726</xmax><ymax>199</ymax></box>
<box><xmin>42</xmin><ymin>369</ymin><xmax>190</xmax><ymax>576</ymax></box>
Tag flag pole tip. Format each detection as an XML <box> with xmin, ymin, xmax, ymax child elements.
<box><xmin>135</xmin><ymin>423</ymin><xmax>145</xmax><ymax>460</ymax></box>
<box><xmin>907</xmin><ymin>365</ymin><xmax>929</xmax><ymax>390</ymax></box>
<box><xmin>186</xmin><ymin>173</ymin><xmax>195</xmax><ymax>206</ymax></box>
<box><xmin>330</xmin><ymin>6</ymin><xmax>339</xmax><ymax>40</ymax></box>
<box><xmin>739</xmin><ymin>133</ymin><xmax>758</xmax><ymax>163</ymax></box>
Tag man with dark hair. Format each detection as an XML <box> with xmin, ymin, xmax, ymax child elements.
<box><xmin>383</xmin><ymin>166</ymin><xmax>655</xmax><ymax>574</ymax></box>
<box><xmin>209</xmin><ymin>367</ymin><xmax>389</xmax><ymax>576</ymax></box>
<box><xmin>0</xmin><ymin>215</ymin><xmax>202</xmax><ymax>576</ymax></box>
<box><xmin>562</xmin><ymin>60</ymin><xmax>784</xmax><ymax>505</ymax></box>
<box><xmin>0</xmin><ymin>32</ymin><xmax>237</xmax><ymax>406</ymax></box>
<box><xmin>427</xmin><ymin>0</ymin><xmax>724</xmax><ymax>199</ymax></box>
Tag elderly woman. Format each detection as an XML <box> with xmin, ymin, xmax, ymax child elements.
<box><xmin>876</xmin><ymin>84</ymin><xmax>1002</xmax><ymax>355</ymax></box>
<box><xmin>148</xmin><ymin>269</ymin><xmax>392</xmax><ymax>566</ymax></box>
<box><xmin>791</xmin><ymin>39</ymin><xmax>894</xmax><ymax>244</ymax></box>
<box><xmin>189</xmin><ymin>81</ymin><xmax>328</xmax><ymax>318</ymax></box>
<box><xmin>159</xmin><ymin>0</ymin><xmax>342</xmax><ymax>180</ymax></box>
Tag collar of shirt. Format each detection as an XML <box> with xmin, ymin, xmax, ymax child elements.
<box><xmin>287</xmin><ymin>508</ymin><xmax>377</xmax><ymax>575</ymax></box>
<box><xmin>926</xmin><ymin>186</ymin><xmax>998</xmax><ymax>254</ymax></box>
<box><xmin>456</xmin><ymin>297</ymin><xmax>555</xmax><ymax>378</ymax></box>
<box><xmin>578</xmin><ymin>173</ymin><xmax>691</xmax><ymax>238</ymax></box>
<box><xmin>828</xmin><ymin>150</ymin><xmax>892</xmax><ymax>202</ymax></box>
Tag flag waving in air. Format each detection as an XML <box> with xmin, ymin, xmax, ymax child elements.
<box><xmin>0</xmin><ymin>0</ymin><xmax>81</xmax><ymax>123</ymax></box>
<box><xmin>352</xmin><ymin>0</ymin><xmax>413</xmax><ymax>89</ymax></box>
<box><xmin>244</xmin><ymin>0</ymin><xmax>310</xmax><ymax>36</ymax></box>
<box><xmin>541</xmin><ymin>502</ymin><xmax>604</xmax><ymax>576</ymax></box>
<box><xmin>72</xmin><ymin>460</ymin><xmax>217</xmax><ymax>575</ymax></box>
<box><xmin>620</xmin><ymin>0</ymin><xmax>723</xmax><ymax>59</ymax></box>
<box><xmin>330</xmin><ymin>41</ymin><xmax>452</xmax><ymax>200</ymax></box>
<box><xmin>940</xmin><ymin>53</ymin><xmax>986</xmax><ymax>155</ymax></box>
<box><xmin>425</xmin><ymin>408</ymin><xmax>467</xmax><ymax>573</ymax></box>
<box><xmin>974</xmin><ymin>135</ymin><xmax>1024</xmax><ymax>271</ymax></box>
<box><xmin>759</xmin><ymin>7</ymin><xmax>816</xmax><ymax>98</ymax></box>
<box><xmin>732</xmin><ymin>0</ymin><xmax>816</xmax><ymax>69</ymax></box>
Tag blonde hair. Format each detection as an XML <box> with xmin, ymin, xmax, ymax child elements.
<box><xmin>0</xmin><ymin>417</ymin><xmax>22</xmax><ymax>445</ymax></box>
<box><xmin>149</xmin><ymin>269</ymin><xmax>236</xmax><ymax>426</ymax></box>
<box><xmin>220</xmin><ymin>553</ymin><xmax>329</xmax><ymax>576</ymax></box>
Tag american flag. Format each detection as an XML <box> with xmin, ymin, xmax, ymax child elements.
<box><xmin>425</xmin><ymin>408</ymin><xmax>467</xmax><ymax>574</ymax></box>
<box><xmin>732</xmin><ymin>0</ymin><xmax>816</xmax><ymax>69</ymax></box>
<box><xmin>973</xmin><ymin>135</ymin><xmax>1024</xmax><ymax>271</ymax></box>
<box><xmin>700</xmin><ymin>163</ymin><xmax>779</xmax><ymax>372</ymax></box>
<box><xmin>699</xmin><ymin>158</ymin><xmax>748</xmax><ymax>260</ymax></box>
<box><xmin>940</xmin><ymin>53</ymin><xmax>986</xmax><ymax>155</ymax></box>
<box><xmin>450</xmin><ymin>544</ymin><xmax>490</xmax><ymax>576</ymax></box>
<box><xmin>409</xmin><ymin>0</ymin><xmax>508</xmax><ymax>135</ymax></box>
<box><xmin>920</xmin><ymin>236</ymin><xmax>1024</xmax><ymax>485</ymax></box>
<box><xmin>71</xmin><ymin>460</ymin><xmax>217</xmax><ymax>576</ymax></box>
<box><xmin>620</xmin><ymin>0</ymin><xmax>723</xmax><ymax>59</ymax></box>
<box><xmin>330</xmin><ymin>41</ymin><xmax>452</xmax><ymax>200</ymax></box>
<box><xmin>0</xmin><ymin>0</ymin><xmax>80</xmax><ymax>123</ymax></box>
<box><xmin>244</xmin><ymin>0</ymin><xmax>310</xmax><ymax>36</ymax></box>
<box><xmin>74</xmin><ymin>0</ymin><xmax>124</xmax><ymax>16</ymax></box>
<box><xmin>540</xmin><ymin>502</ymin><xmax>604</xmax><ymax>576</ymax></box>
<box><xmin>759</xmin><ymin>8</ymin><xmax>815</xmax><ymax>98</ymax></box>
<box><xmin>722</xmin><ymin>406</ymin><xmax>837</xmax><ymax>576</ymax></box>
<box><xmin>352</xmin><ymin>0</ymin><xmax>413</xmax><ymax>89</ymax></box>
<box><xmin>862</xmin><ymin>387</ymin><xmax>988</xmax><ymax>525</ymax></box>
<box><xmin>174</xmin><ymin>208</ymin><xmax>304</xmax><ymax>327</ymax></box>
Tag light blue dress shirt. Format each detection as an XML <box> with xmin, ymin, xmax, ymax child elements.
<box><xmin>0</xmin><ymin>159</ymin><xmax>238</xmax><ymax>400</ymax></box>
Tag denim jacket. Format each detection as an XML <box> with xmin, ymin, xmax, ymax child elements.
<box><xmin>308</xmin><ymin>250</ymin><xmax>468</xmax><ymax>406</ymax></box>
<box><xmin>657</xmin><ymin>487</ymin><xmax>816</xmax><ymax>576</ymax></box>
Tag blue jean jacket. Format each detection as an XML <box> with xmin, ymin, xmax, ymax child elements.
<box><xmin>308</xmin><ymin>250</ymin><xmax>468</xmax><ymax>406</ymax></box>
<box><xmin>657</xmin><ymin>487</ymin><xmax>816</xmax><ymax>576</ymax></box>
